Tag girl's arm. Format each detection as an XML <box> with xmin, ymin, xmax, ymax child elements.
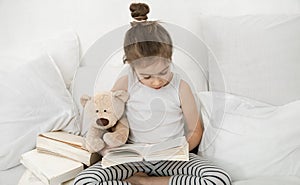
<box><xmin>111</xmin><ymin>75</ymin><xmax>128</xmax><ymax>91</ymax></box>
<box><xmin>179</xmin><ymin>80</ymin><xmax>203</xmax><ymax>151</ymax></box>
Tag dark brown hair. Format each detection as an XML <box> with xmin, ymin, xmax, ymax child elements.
<box><xmin>123</xmin><ymin>3</ymin><xmax>173</xmax><ymax>66</ymax></box>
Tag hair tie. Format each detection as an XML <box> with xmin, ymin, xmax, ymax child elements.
<box><xmin>130</xmin><ymin>17</ymin><xmax>147</xmax><ymax>27</ymax></box>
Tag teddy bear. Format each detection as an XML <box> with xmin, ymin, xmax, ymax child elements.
<box><xmin>80</xmin><ymin>90</ymin><xmax>129</xmax><ymax>153</ymax></box>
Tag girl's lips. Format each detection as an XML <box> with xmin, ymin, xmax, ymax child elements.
<box><xmin>153</xmin><ymin>82</ymin><xmax>170</xmax><ymax>89</ymax></box>
<box><xmin>153</xmin><ymin>86</ymin><xmax>162</xmax><ymax>89</ymax></box>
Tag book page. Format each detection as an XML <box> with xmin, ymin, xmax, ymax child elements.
<box><xmin>109</xmin><ymin>136</ymin><xmax>187</xmax><ymax>156</ymax></box>
<box><xmin>144</xmin><ymin>144</ymin><xmax>189</xmax><ymax>161</ymax></box>
<box><xmin>106</xmin><ymin>136</ymin><xmax>186</xmax><ymax>156</ymax></box>
<box><xmin>102</xmin><ymin>149</ymin><xmax>144</xmax><ymax>168</ymax></box>
<box><xmin>102</xmin><ymin>136</ymin><xmax>188</xmax><ymax>167</ymax></box>
<box><xmin>106</xmin><ymin>142</ymin><xmax>148</xmax><ymax>156</ymax></box>
<box><xmin>40</xmin><ymin>131</ymin><xmax>84</xmax><ymax>147</ymax></box>
<box><xmin>147</xmin><ymin>136</ymin><xmax>187</xmax><ymax>154</ymax></box>
<box><xmin>102</xmin><ymin>152</ymin><xmax>144</xmax><ymax>168</ymax></box>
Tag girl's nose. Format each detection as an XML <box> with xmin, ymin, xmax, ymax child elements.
<box><xmin>152</xmin><ymin>77</ymin><xmax>162</xmax><ymax>86</ymax></box>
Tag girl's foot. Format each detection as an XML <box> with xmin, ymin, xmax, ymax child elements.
<box><xmin>125</xmin><ymin>172</ymin><xmax>149</xmax><ymax>185</ymax></box>
<box><xmin>125</xmin><ymin>172</ymin><xmax>170</xmax><ymax>185</ymax></box>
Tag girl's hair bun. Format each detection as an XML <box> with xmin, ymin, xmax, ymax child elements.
<box><xmin>130</xmin><ymin>3</ymin><xmax>150</xmax><ymax>21</ymax></box>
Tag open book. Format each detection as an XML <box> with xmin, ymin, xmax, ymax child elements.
<box><xmin>101</xmin><ymin>136</ymin><xmax>189</xmax><ymax>168</ymax></box>
<box><xmin>36</xmin><ymin>131</ymin><xmax>101</xmax><ymax>166</ymax></box>
<box><xmin>20</xmin><ymin>149</ymin><xmax>83</xmax><ymax>185</ymax></box>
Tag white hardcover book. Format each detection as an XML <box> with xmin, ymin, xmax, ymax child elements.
<box><xmin>36</xmin><ymin>131</ymin><xmax>101</xmax><ymax>166</ymax></box>
<box><xmin>20</xmin><ymin>149</ymin><xmax>83</xmax><ymax>185</ymax></box>
<box><xmin>101</xmin><ymin>136</ymin><xmax>189</xmax><ymax>168</ymax></box>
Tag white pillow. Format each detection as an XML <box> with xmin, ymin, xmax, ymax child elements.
<box><xmin>199</xmin><ymin>14</ymin><xmax>300</xmax><ymax>105</ymax></box>
<box><xmin>72</xmin><ymin>47</ymin><xmax>130</xmax><ymax>113</ymax></box>
<box><xmin>41</xmin><ymin>30</ymin><xmax>80</xmax><ymax>89</ymax></box>
<box><xmin>71</xmin><ymin>66</ymin><xmax>100</xmax><ymax>114</ymax></box>
<box><xmin>0</xmin><ymin>53</ymin><xmax>80</xmax><ymax>170</ymax></box>
<box><xmin>197</xmin><ymin>91</ymin><xmax>300</xmax><ymax>181</ymax></box>
<box><xmin>0</xmin><ymin>29</ymin><xmax>80</xmax><ymax>89</ymax></box>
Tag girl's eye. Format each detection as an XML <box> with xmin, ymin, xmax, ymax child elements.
<box><xmin>143</xmin><ymin>75</ymin><xmax>151</xmax><ymax>79</ymax></box>
<box><xmin>104</xmin><ymin>110</ymin><xmax>107</xmax><ymax>112</ymax></box>
<box><xmin>96</xmin><ymin>110</ymin><xmax>99</xmax><ymax>113</ymax></box>
<box><xmin>159</xmin><ymin>71</ymin><xmax>168</xmax><ymax>75</ymax></box>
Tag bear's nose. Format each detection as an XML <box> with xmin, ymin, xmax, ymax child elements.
<box><xmin>96</xmin><ymin>118</ymin><xmax>109</xmax><ymax>126</ymax></box>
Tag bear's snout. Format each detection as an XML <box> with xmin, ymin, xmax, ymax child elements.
<box><xmin>96</xmin><ymin>118</ymin><xmax>109</xmax><ymax>126</ymax></box>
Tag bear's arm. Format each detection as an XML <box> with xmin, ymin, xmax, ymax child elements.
<box><xmin>103</xmin><ymin>117</ymin><xmax>129</xmax><ymax>147</ymax></box>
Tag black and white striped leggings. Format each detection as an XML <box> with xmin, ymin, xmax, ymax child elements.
<box><xmin>73</xmin><ymin>153</ymin><xmax>231</xmax><ymax>185</ymax></box>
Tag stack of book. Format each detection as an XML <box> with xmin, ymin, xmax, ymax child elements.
<box><xmin>20</xmin><ymin>131</ymin><xmax>101</xmax><ymax>185</ymax></box>
<box><xmin>21</xmin><ymin>131</ymin><xmax>189</xmax><ymax>184</ymax></box>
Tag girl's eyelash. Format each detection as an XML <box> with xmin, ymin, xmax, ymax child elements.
<box><xmin>159</xmin><ymin>71</ymin><xmax>168</xmax><ymax>75</ymax></box>
<box><xmin>141</xmin><ymin>69</ymin><xmax>169</xmax><ymax>79</ymax></box>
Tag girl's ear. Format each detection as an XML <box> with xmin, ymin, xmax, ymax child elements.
<box><xmin>112</xmin><ymin>90</ymin><xmax>129</xmax><ymax>102</ymax></box>
<box><xmin>80</xmin><ymin>95</ymin><xmax>91</xmax><ymax>107</ymax></box>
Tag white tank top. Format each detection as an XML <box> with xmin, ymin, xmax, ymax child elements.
<box><xmin>126</xmin><ymin>67</ymin><xmax>184</xmax><ymax>143</ymax></box>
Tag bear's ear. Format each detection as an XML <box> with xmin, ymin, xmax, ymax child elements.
<box><xmin>112</xmin><ymin>90</ymin><xmax>129</xmax><ymax>102</ymax></box>
<box><xmin>80</xmin><ymin>95</ymin><xmax>91</xmax><ymax>107</ymax></box>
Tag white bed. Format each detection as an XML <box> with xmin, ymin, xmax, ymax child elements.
<box><xmin>1</xmin><ymin>0</ymin><xmax>300</xmax><ymax>185</ymax></box>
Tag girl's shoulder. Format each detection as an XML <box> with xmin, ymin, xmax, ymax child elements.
<box><xmin>179</xmin><ymin>79</ymin><xmax>193</xmax><ymax>99</ymax></box>
<box><xmin>111</xmin><ymin>75</ymin><xmax>128</xmax><ymax>92</ymax></box>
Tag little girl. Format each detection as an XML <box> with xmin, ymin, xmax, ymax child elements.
<box><xmin>74</xmin><ymin>3</ymin><xmax>231</xmax><ymax>185</ymax></box>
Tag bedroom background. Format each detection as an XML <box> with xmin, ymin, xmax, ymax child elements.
<box><xmin>1</xmin><ymin>0</ymin><xmax>300</xmax><ymax>185</ymax></box>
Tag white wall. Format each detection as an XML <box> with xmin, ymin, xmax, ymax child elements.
<box><xmin>0</xmin><ymin>0</ymin><xmax>202</xmax><ymax>57</ymax></box>
<box><xmin>1</xmin><ymin>0</ymin><xmax>299</xmax><ymax>56</ymax></box>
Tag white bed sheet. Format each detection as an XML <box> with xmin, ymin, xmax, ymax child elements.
<box><xmin>0</xmin><ymin>164</ymin><xmax>25</xmax><ymax>185</ymax></box>
<box><xmin>232</xmin><ymin>176</ymin><xmax>300</xmax><ymax>185</ymax></box>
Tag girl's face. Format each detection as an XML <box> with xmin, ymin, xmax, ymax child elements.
<box><xmin>133</xmin><ymin>60</ymin><xmax>172</xmax><ymax>90</ymax></box>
